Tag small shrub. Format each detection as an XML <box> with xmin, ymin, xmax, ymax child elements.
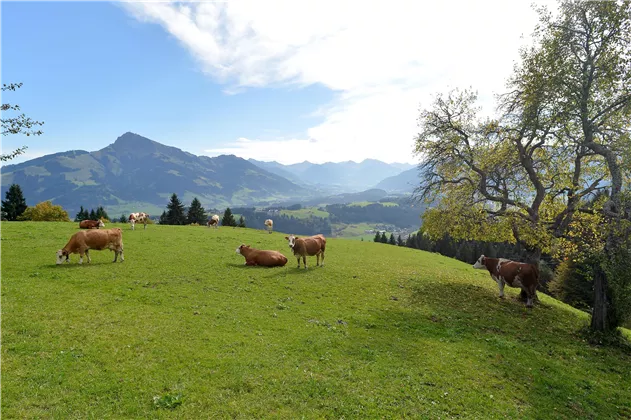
<box><xmin>17</xmin><ymin>201</ymin><xmax>70</xmax><ymax>222</ymax></box>
<box><xmin>548</xmin><ymin>260</ymin><xmax>593</xmax><ymax>312</ymax></box>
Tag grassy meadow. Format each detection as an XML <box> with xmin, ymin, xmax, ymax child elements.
<box><xmin>2</xmin><ymin>222</ymin><xmax>631</xmax><ymax>418</ymax></box>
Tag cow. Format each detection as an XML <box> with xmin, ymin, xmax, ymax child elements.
<box><xmin>207</xmin><ymin>214</ymin><xmax>220</xmax><ymax>228</ymax></box>
<box><xmin>79</xmin><ymin>219</ymin><xmax>105</xmax><ymax>229</ymax></box>
<box><xmin>235</xmin><ymin>244</ymin><xmax>288</xmax><ymax>267</ymax></box>
<box><xmin>473</xmin><ymin>254</ymin><xmax>540</xmax><ymax>308</ymax></box>
<box><xmin>264</xmin><ymin>219</ymin><xmax>273</xmax><ymax>234</ymax></box>
<box><xmin>285</xmin><ymin>234</ymin><xmax>326</xmax><ymax>269</ymax></box>
<box><xmin>129</xmin><ymin>212</ymin><xmax>149</xmax><ymax>230</ymax></box>
<box><xmin>56</xmin><ymin>228</ymin><xmax>124</xmax><ymax>265</ymax></box>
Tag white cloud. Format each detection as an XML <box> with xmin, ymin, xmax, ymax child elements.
<box><xmin>121</xmin><ymin>0</ymin><xmax>559</xmax><ymax>164</ymax></box>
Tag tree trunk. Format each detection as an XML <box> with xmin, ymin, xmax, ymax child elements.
<box><xmin>590</xmin><ymin>262</ymin><xmax>613</xmax><ymax>332</ymax></box>
<box><xmin>519</xmin><ymin>244</ymin><xmax>541</xmax><ymax>302</ymax></box>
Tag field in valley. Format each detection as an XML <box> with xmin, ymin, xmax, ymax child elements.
<box><xmin>2</xmin><ymin>222</ymin><xmax>630</xmax><ymax>418</ymax></box>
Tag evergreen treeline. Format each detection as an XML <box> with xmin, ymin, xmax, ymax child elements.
<box><xmin>326</xmin><ymin>202</ymin><xmax>422</xmax><ymax>227</ymax></box>
<box><xmin>75</xmin><ymin>206</ymin><xmax>110</xmax><ymax>221</ymax></box>
<box><xmin>232</xmin><ymin>207</ymin><xmax>332</xmax><ymax>236</ymax></box>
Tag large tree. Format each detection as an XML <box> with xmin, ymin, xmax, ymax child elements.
<box><xmin>1</xmin><ymin>83</ymin><xmax>44</xmax><ymax>161</ymax></box>
<box><xmin>414</xmin><ymin>0</ymin><xmax>630</xmax><ymax>330</ymax></box>
<box><xmin>221</xmin><ymin>208</ymin><xmax>237</xmax><ymax>227</ymax></box>
<box><xmin>165</xmin><ymin>193</ymin><xmax>186</xmax><ymax>225</ymax></box>
<box><xmin>1</xmin><ymin>184</ymin><xmax>28</xmax><ymax>221</ymax></box>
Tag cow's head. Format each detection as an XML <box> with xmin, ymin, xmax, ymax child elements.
<box><xmin>128</xmin><ymin>214</ymin><xmax>135</xmax><ymax>221</ymax></box>
<box><xmin>235</xmin><ymin>244</ymin><xmax>246</xmax><ymax>254</ymax></box>
<box><xmin>285</xmin><ymin>235</ymin><xmax>298</xmax><ymax>249</ymax></box>
<box><xmin>55</xmin><ymin>249</ymin><xmax>69</xmax><ymax>265</ymax></box>
<box><xmin>98</xmin><ymin>220</ymin><xmax>105</xmax><ymax>228</ymax></box>
<box><xmin>473</xmin><ymin>254</ymin><xmax>486</xmax><ymax>269</ymax></box>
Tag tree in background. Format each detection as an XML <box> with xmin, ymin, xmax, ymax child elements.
<box><xmin>187</xmin><ymin>197</ymin><xmax>206</xmax><ymax>225</ymax></box>
<box><xmin>165</xmin><ymin>193</ymin><xmax>186</xmax><ymax>225</ymax></box>
<box><xmin>238</xmin><ymin>215</ymin><xmax>246</xmax><ymax>228</ymax></box>
<box><xmin>89</xmin><ymin>209</ymin><xmax>97</xmax><ymax>220</ymax></box>
<box><xmin>118</xmin><ymin>214</ymin><xmax>127</xmax><ymax>223</ymax></box>
<box><xmin>18</xmin><ymin>201</ymin><xmax>70</xmax><ymax>221</ymax></box>
<box><xmin>1</xmin><ymin>83</ymin><xmax>44</xmax><ymax>162</ymax></box>
<box><xmin>380</xmin><ymin>232</ymin><xmax>388</xmax><ymax>244</ymax></box>
<box><xmin>74</xmin><ymin>206</ymin><xmax>89</xmax><ymax>222</ymax></box>
<box><xmin>397</xmin><ymin>235</ymin><xmax>404</xmax><ymax>247</ymax></box>
<box><xmin>159</xmin><ymin>211</ymin><xmax>168</xmax><ymax>225</ymax></box>
<box><xmin>373</xmin><ymin>231</ymin><xmax>381</xmax><ymax>243</ymax></box>
<box><xmin>95</xmin><ymin>206</ymin><xmax>109</xmax><ymax>221</ymax></box>
<box><xmin>221</xmin><ymin>207</ymin><xmax>237</xmax><ymax>227</ymax></box>
<box><xmin>388</xmin><ymin>233</ymin><xmax>396</xmax><ymax>245</ymax></box>
<box><xmin>1</xmin><ymin>183</ymin><xmax>27</xmax><ymax>221</ymax></box>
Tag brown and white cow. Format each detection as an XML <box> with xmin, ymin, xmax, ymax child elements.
<box><xmin>56</xmin><ymin>228</ymin><xmax>124</xmax><ymax>265</ymax></box>
<box><xmin>79</xmin><ymin>219</ymin><xmax>105</xmax><ymax>229</ymax></box>
<box><xmin>285</xmin><ymin>234</ymin><xmax>326</xmax><ymax>269</ymax></box>
<box><xmin>129</xmin><ymin>212</ymin><xmax>149</xmax><ymax>230</ymax></box>
<box><xmin>235</xmin><ymin>244</ymin><xmax>288</xmax><ymax>267</ymax></box>
<box><xmin>264</xmin><ymin>219</ymin><xmax>273</xmax><ymax>234</ymax></box>
<box><xmin>207</xmin><ymin>214</ymin><xmax>220</xmax><ymax>228</ymax></box>
<box><xmin>473</xmin><ymin>254</ymin><xmax>539</xmax><ymax>308</ymax></box>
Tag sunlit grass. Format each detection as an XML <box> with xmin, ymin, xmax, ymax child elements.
<box><xmin>2</xmin><ymin>222</ymin><xmax>630</xmax><ymax>418</ymax></box>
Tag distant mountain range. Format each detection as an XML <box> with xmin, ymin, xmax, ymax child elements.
<box><xmin>1</xmin><ymin>132</ymin><xmax>420</xmax><ymax>216</ymax></box>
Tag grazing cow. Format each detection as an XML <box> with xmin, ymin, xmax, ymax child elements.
<box><xmin>235</xmin><ymin>244</ymin><xmax>288</xmax><ymax>267</ymax></box>
<box><xmin>207</xmin><ymin>214</ymin><xmax>220</xmax><ymax>228</ymax></box>
<box><xmin>264</xmin><ymin>219</ymin><xmax>273</xmax><ymax>234</ymax></box>
<box><xmin>56</xmin><ymin>228</ymin><xmax>124</xmax><ymax>265</ymax></box>
<box><xmin>473</xmin><ymin>254</ymin><xmax>540</xmax><ymax>308</ymax></box>
<box><xmin>79</xmin><ymin>219</ymin><xmax>105</xmax><ymax>229</ymax></box>
<box><xmin>129</xmin><ymin>212</ymin><xmax>149</xmax><ymax>230</ymax></box>
<box><xmin>285</xmin><ymin>234</ymin><xmax>326</xmax><ymax>269</ymax></box>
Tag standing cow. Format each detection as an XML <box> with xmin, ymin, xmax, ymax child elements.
<box><xmin>264</xmin><ymin>219</ymin><xmax>273</xmax><ymax>234</ymax></box>
<box><xmin>56</xmin><ymin>228</ymin><xmax>124</xmax><ymax>264</ymax></box>
<box><xmin>285</xmin><ymin>234</ymin><xmax>326</xmax><ymax>269</ymax></box>
<box><xmin>129</xmin><ymin>212</ymin><xmax>149</xmax><ymax>230</ymax></box>
<box><xmin>473</xmin><ymin>254</ymin><xmax>540</xmax><ymax>308</ymax></box>
<box><xmin>208</xmin><ymin>214</ymin><xmax>220</xmax><ymax>228</ymax></box>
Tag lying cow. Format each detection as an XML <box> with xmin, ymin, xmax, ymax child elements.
<box><xmin>56</xmin><ymin>228</ymin><xmax>124</xmax><ymax>265</ymax></box>
<box><xmin>208</xmin><ymin>214</ymin><xmax>220</xmax><ymax>228</ymax></box>
<box><xmin>129</xmin><ymin>212</ymin><xmax>149</xmax><ymax>230</ymax></box>
<box><xmin>235</xmin><ymin>244</ymin><xmax>288</xmax><ymax>267</ymax></box>
<box><xmin>285</xmin><ymin>234</ymin><xmax>326</xmax><ymax>269</ymax></box>
<box><xmin>79</xmin><ymin>219</ymin><xmax>105</xmax><ymax>229</ymax></box>
<box><xmin>264</xmin><ymin>219</ymin><xmax>273</xmax><ymax>234</ymax></box>
<box><xmin>473</xmin><ymin>254</ymin><xmax>539</xmax><ymax>308</ymax></box>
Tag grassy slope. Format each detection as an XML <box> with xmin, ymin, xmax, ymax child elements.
<box><xmin>280</xmin><ymin>207</ymin><xmax>330</xmax><ymax>219</ymax></box>
<box><xmin>1</xmin><ymin>222</ymin><xmax>630</xmax><ymax>419</ymax></box>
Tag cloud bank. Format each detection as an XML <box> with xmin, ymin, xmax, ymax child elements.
<box><xmin>121</xmin><ymin>0</ymin><xmax>557</xmax><ymax>164</ymax></box>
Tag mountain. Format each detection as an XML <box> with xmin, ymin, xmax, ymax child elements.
<box><xmin>0</xmin><ymin>132</ymin><xmax>314</xmax><ymax>216</ymax></box>
<box><xmin>248</xmin><ymin>158</ymin><xmax>410</xmax><ymax>193</ymax></box>
<box><xmin>374</xmin><ymin>167</ymin><xmax>422</xmax><ymax>193</ymax></box>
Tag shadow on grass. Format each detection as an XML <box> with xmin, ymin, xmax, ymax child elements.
<box><xmin>362</xmin><ymin>280</ymin><xmax>631</xmax><ymax>418</ymax></box>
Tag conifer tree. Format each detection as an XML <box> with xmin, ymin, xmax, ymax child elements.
<box><xmin>1</xmin><ymin>183</ymin><xmax>27</xmax><ymax>221</ymax></box>
<box><xmin>388</xmin><ymin>233</ymin><xmax>396</xmax><ymax>245</ymax></box>
<box><xmin>186</xmin><ymin>197</ymin><xmax>206</xmax><ymax>224</ymax></box>
<box><xmin>374</xmin><ymin>231</ymin><xmax>381</xmax><ymax>242</ymax></box>
<box><xmin>166</xmin><ymin>193</ymin><xmax>186</xmax><ymax>225</ymax></box>
<box><xmin>237</xmin><ymin>215</ymin><xmax>246</xmax><ymax>228</ymax></box>
<box><xmin>221</xmin><ymin>207</ymin><xmax>237</xmax><ymax>227</ymax></box>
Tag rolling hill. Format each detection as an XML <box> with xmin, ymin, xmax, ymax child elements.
<box><xmin>2</xmin><ymin>221</ymin><xmax>630</xmax><ymax>418</ymax></box>
<box><xmin>0</xmin><ymin>132</ymin><xmax>315</xmax><ymax>216</ymax></box>
<box><xmin>374</xmin><ymin>167</ymin><xmax>423</xmax><ymax>193</ymax></box>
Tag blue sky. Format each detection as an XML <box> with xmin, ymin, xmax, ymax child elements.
<box><xmin>1</xmin><ymin>1</ymin><xmax>555</xmax><ymax>166</ymax></box>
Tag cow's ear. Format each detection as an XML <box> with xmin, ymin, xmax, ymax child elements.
<box><xmin>284</xmin><ymin>236</ymin><xmax>289</xmax><ymax>240</ymax></box>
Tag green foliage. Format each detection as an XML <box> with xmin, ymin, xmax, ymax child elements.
<box><xmin>152</xmin><ymin>393</ymin><xmax>183</xmax><ymax>410</ymax></box>
<box><xmin>17</xmin><ymin>201</ymin><xmax>70</xmax><ymax>221</ymax></box>
<box><xmin>164</xmin><ymin>193</ymin><xmax>186</xmax><ymax>225</ymax></box>
<box><xmin>74</xmin><ymin>206</ymin><xmax>89</xmax><ymax>222</ymax></box>
<box><xmin>548</xmin><ymin>260</ymin><xmax>594</xmax><ymax>312</ymax></box>
<box><xmin>1</xmin><ymin>183</ymin><xmax>27</xmax><ymax>221</ymax></box>
<box><xmin>379</xmin><ymin>232</ymin><xmax>388</xmax><ymax>244</ymax></box>
<box><xmin>1</xmin><ymin>222</ymin><xmax>630</xmax><ymax>418</ymax></box>
<box><xmin>237</xmin><ymin>215</ymin><xmax>246</xmax><ymax>228</ymax></box>
<box><xmin>118</xmin><ymin>214</ymin><xmax>127</xmax><ymax>223</ymax></box>
<box><xmin>186</xmin><ymin>197</ymin><xmax>206</xmax><ymax>225</ymax></box>
<box><xmin>95</xmin><ymin>206</ymin><xmax>109</xmax><ymax>221</ymax></box>
<box><xmin>221</xmin><ymin>207</ymin><xmax>237</xmax><ymax>227</ymax></box>
<box><xmin>1</xmin><ymin>83</ymin><xmax>44</xmax><ymax>161</ymax></box>
<box><xmin>373</xmin><ymin>231</ymin><xmax>381</xmax><ymax>243</ymax></box>
<box><xmin>388</xmin><ymin>233</ymin><xmax>396</xmax><ymax>245</ymax></box>
<box><xmin>397</xmin><ymin>235</ymin><xmax>404</xmax><ymax>246</ymax></box>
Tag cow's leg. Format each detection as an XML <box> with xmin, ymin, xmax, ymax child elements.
<box><xmin>296</xmin><ymin>256</ymin><xmax>301</xmax><ymax>268</ymax></box>
<box><xmin>144</xmin><ymin>221</ymin><xmax>147</xmax><ymax>230</ymax></box>
<box><xmin>525</xmin><ymin>285</ymin><xmax>536</xmax><ymax>308</ymax></box>
<box><xmin>493</xmin><ymin>275</ymin><xmax>505</xmax><ymax>298</ymax></box>
<box><xmin>320</xmin><ymin>251</ymin><xmax>325</xmax><ymax>267</ymax></box>
<box><xmin>303</xmin><ymin>255</ymin><xmax>307</xmax><ymax>270</ymax></box>
<box><xmin>113</xmin><ymin>250</ymin><xmax>118</xmax><ymax>262</ymax></box>
<box><xmin>316</xmin><ymin>253</ymin><xmax>320</xmax><ymax>266</ymax></box>
<box><xmin>119</xmin><ymin>246</ymin><xmax>124</xmax><ymax>262</ymax></box>
<box><xmin>79</xmin><ymin>250</ymin><xmax>85</xmax><ymax>264</ymax></box>
<box><xmin>131</xmin><ymin>221</ymin><xmax>135</xmax><ymax>230</ymax></box>
<box><xmin>85</xmin><ymin>249</ymin><xmax>91</xmax><ymax>263</ymax></box>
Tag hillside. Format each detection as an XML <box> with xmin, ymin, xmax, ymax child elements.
<box><xmin>0</xmin><ymin>132</ymin><xmax>314</xmax><ymax>215</ymax></box>
<box><xmin>2</xmin><ymin>222</ymin><xmax>630</xmax><ymax>418</ymax></box>
<box><xmin>374</xmin><ymin>167</ymin><xmax>422</xmax><ymax>193</ymax></box>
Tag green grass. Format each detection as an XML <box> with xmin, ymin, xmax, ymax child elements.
<box><xmin>2</xmin><ymin>222</ymin><xmax>631</xmax><ymax>418</ymax></box>
<box><xmin>280</xmin><ymin>207</ymin><xmax>329</xmax><ymax>219</ymax></box>
<box><xmin>349</xmin><ymin>201</ymin><xmax>398</xmax><ymax>207</ymax></box>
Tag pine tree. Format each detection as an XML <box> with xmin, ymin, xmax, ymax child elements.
<box><xmin>221</xmin><ymin>207</ymin><xmax>237</xmax><ymax>227</ymax></box>
<box><xmin>95</xmin><ymin>206</ymin><xmax>109</xmax><ymax>221</ymax></box>
<box><xmin>1</xmin><ymin>184</ymin><xmax>27</xmax><ymax>221</ymax></box>
<box><xmin>380</xmin><ymin>232</ymin><xmax>388</xmax><ymax>243</ymax></box>
<box><xmin>74</xmin><ymin>206</ymin><xmax>86</xmax><ymax>222</ymax></box>
<box><xmin>237</xmin><ymin>215</ymin><xmax>246</xmax><ymax>228</ymax></box>
<box><xmin>159</xmin><ymin>210</ymin><xmax>168</xmax><ymax>224</ymax></box>
<box><xmin>118</xmin><ymin>214</ymin><xmax>127</xmax><ymax>223</ymax></box>
<box><xmin>374</xmin><ymin>231</ymin><xmax>381</xmax><ymax>242</ymax></box>
<box><xmin>397</xmin><ymin>235</ymin><xmax>404</xmax><ymax>246</ymax></box>
<box><xmin>89</xmin><ymin>209</ymin><xmax>97</xmax><ymax>220</ymax></box>
<box><xmin>186</xmin><ymin>197</ymin><xmax>206</xmax><ymax>224</ymax></box>
<box><xmin>165</xmin><ymin>193</ymin><xmax>186</xmax><ymax>225</ymax></box>
<box><xmin>388</xmin><ymin>233</ymin><xmax>396</xmax><ymax>245</ymax></box>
